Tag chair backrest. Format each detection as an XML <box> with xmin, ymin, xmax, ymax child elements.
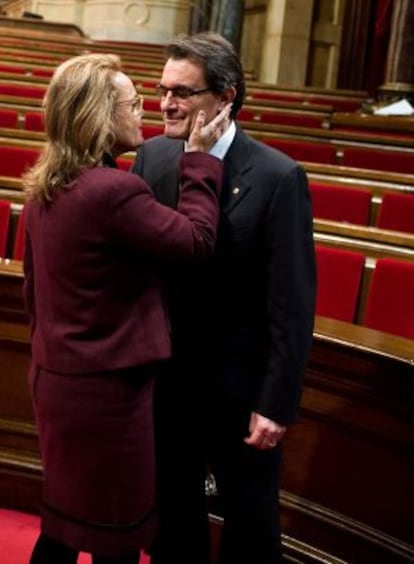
<box><xmin>139</xmin><ymin>78</ymin><xmax>159</xmax><ymax>88</ymax></box>
<box><xmin>363</xmin><ymin>257</ymin><xmax>414</xmax><ymax>340</ymax></box>
<box><xmin>250</xmin><ymin>90</ymin><xmax>303</xmax><ymax>103</ymax></box>
<box><xmin>0</xmin><ymin>145</ymin><xmax>41</xmax><ymax>177</ymax></box>
<box><xmin>0</xmin><ymin>109</ymin><xmax>19</xmax><ymax>128</ymax></box>
<box><xmin>116</xmin><ymin>158</ymin><xmax>132</xmax><ymax>172</ymax></box>
<box><xmin>308</xmin><ymin>96</ymin><xmax>362</xmax><ymax>112</ymax></box>
<box><xmin>237</xmin><ymin>108</ymin><xmax>256</xmax><ymax>121</ymax></box>
<box><xmin>13</xmin><ymin>206</ymin><xmax>26</xmax><ymax>261</ymax></box>
<box><xmin>310</xmin><ymin>182</ymin><xmax>371</xmax><ymax>225</ymax></box>
<box><xmin>259</xmin><ymin>110</ymin><xmax>324</xmax><ymax>128</ymax></box>
<box><xmin>32</xmin><ymin>68</ymin><xmax>54</xmax><ymax>77</ymax></box>
<box><xmin>342</xmin><ymin>146</ymin><xmax>414</xmax><ymax>175</ymax></box>
<box><xmin>0</xmin><ymin>83</ymin><xmax>46</xmax><ymax>99</ymax></box>
<box><xmin>142</xmin><ymin>97</ymin><xmax>161</xmax><ymax>112</ymax></box>
<box><xmin>264</xmin><ymin>138</ymin><xmax>337</xmax><ymax>164</ymax></box>
<box><xmin>315</xmin><ymin>244</ymin><xmax>365</xmax><ymax>322</ymax></box>
<box><xmin>0</xmin><ymin>63</ymin><xmax>25</xmax><ymax>74</ymax></box>
<box><xmin>0</xmin><ymin>200</ymin><xmax>11</xmax><ymax>257</ymax></box>
<box><xmin>142</xmin><ymin>124</ymin><xmax>164</xmax><ymax>139</ymax></box>
<box><xmin>376</xmin><ymin>192</ymin><xmax>414</xmax><ymax>234</ymax></box>
<box><xmin>24</xmin><ymin>111</ymin><xmax>45</xmax><ymax>132</ymax></box>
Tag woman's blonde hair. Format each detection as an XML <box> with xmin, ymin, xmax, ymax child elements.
<box><xmin>23</xmin><ymin>53</ymin><xmax>122</xmax><ymax>203</ymax></box>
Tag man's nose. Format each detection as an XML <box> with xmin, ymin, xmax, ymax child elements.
<box><xmin>161</xmin><ymin>91</ymin><xmax>178</xmax><ymax>109</ymax></box>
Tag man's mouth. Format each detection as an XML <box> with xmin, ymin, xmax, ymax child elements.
<box><xmin>163</xmin><ymin>114</ymin><xmax>182</xmax><ymax>123</ymax></box>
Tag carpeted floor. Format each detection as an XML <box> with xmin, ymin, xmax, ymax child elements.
<box><xmin>0</xmin><ymin>508</ymin><xmax>150</xmax><ymax>563</ymax></box>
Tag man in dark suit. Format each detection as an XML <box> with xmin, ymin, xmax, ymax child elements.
<box><xmin>131</xmin><ymin>32</ymin><xmax>316</xmax><ymax>564</ymax></box>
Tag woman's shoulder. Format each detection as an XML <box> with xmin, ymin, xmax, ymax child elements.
<box><xmin>81</xmin><ymin>166</ymin><xmax>145</xmax><ymax>189</ymax></box>
<box><xmin>78</xmin><ymin>167</ymin><xmax>151</xmax><ymax>208</ymax></box>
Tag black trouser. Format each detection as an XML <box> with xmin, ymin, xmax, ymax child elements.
<box><xmin>29</xmin><ymin>533</ymin><xmax>139</xmax><ymax>564</ymax></box>
<box><xmin>210</xmin><ymin>401</ymin><xmax>283</xmax><ymax>564</ymax></box>
<box><xmin>150</xmin><ymin>362</ymin><xmax>211</xmax><ymax>564</ymax></box>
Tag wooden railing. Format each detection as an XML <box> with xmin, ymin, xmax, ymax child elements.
<box><xmin>0</xmin><ymin>14</ymin><xmax>85</xmax><ymax>36</ymax></box>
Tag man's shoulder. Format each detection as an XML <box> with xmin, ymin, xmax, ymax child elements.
<box><xmin>134</xmin><ymin>135</ymin><xmax>181</xmax><ymax>175</ymax></box>
<box><xmin>236</xmin><ymin>128</ymin><xmax>300</xmax><ymax>173</ymax></box>
<box><xmin>143</xmin><ymin>135</ymin><xmax>180</xmax><ymax>151</ymax></box>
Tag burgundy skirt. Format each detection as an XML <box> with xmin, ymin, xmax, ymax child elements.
<box><xmin>29</xmin><ymin>362</ymin><xmax>157</xmax><ymax>557</ymax></box>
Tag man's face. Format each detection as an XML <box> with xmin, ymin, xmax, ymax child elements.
<box><xmin>159</xmin><ymin>58</ymin><xmax>225</xmax><ymax>139</ymax></box>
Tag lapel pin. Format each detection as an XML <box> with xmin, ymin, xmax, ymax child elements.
<box><xmin>232</xmin><ymin>187</ymin><xmax>240</xmax><ymax>196</ymax></box>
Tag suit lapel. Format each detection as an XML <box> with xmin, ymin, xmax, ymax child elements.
<box><xmin>221</xmin><ymin>127</ymin><xmax>254</xmax><ymax>214</ymax></box>
<box><xmin>148</xmin><ymin>129</ymin><xmax>253</xmax><ymax>213</ymax></box>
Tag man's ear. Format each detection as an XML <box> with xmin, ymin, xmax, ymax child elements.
<box><xmin>218</xmin><ymin>86</ymin><xmax>236</xmax><ymax>110</ymax></box>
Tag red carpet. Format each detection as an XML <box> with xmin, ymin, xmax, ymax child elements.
<box><xmin>0</xmin><ymin>508</ymin><xmax>150</xmax><ymax>563</ymax></box>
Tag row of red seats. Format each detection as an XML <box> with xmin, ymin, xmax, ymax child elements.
<box><xmin>310</xmin><ymin>182</ymin><xmax>414</xmax><ymax>234</ymax></box>
<box><xmin>247</xmin><ymin>89</ymin><xmax>362</xmax><ymax>112</ymax></box>
<box><xmin>0</xmin><ymin>108</ymin><xmax>165</xmax><ymax>139</ymax></box>
<box><xmin>0</xmin><ymin>62</ymin><xmax>53</xmax><ymax>77</ymax></box>
<box><xmin>2</xmin><ymin>103</ymin><xmax>413</xmax><ymax>175</ymax></box>
<box><xmin>2</xmin><ymin>206</ymin><xmax>412</xmax><ymax>341</ymax></box>
<box><xmin>263</xmin><ymin>137</ymin><xmax>414</xmax><ymax>175</ymax></box>
<box><xmin>0</xmin><ymin>144</ymin><xmax>413</xmax><ymax>234</ymax></box>
<box><xmin>0</xmin><ymin>104</ymin><xmax>324</xmax><ymax>131</ymax></box>
<box><xmin>0</xmin><ymin>59</ymin><xmax>161</xmax><ymax>78</ymax></box>
<box><xmin>0</xmin><ymin>55</ymin><xmax>362</xmax><ymax>113</ymax></box>
<box><xmin>315</xmin><ymin>244</ymin><xmax>414</xmax><ymax>340</ymax></box>
<box><xmin>0</xmin><ymin>145</ymin><xmax>138</xmax><ymax>178</ymax></box>
<box><xmin>137</xmin><ymin>76</ymin><xmax>358</xmax><ymax>112</ymax></box>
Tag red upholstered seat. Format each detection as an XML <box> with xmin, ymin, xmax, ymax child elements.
<box><xmin>0</xmin><ymin>63</ymin><xmax>25</xmax><ymax>74</ymax></box>
<box><xmin>259</xmin><ymin>111</ymin><xmax>324</xmax><ymax>128</ymax></box>
<box><xmin>116</xmin><ymin>158</ymin><xmax>132</xmax><ymax>172</ymax></box>
<box><xmin>263</xmin><ymin>138</ymin><xmax>337</xmax><ymax>164</ymax></box>
<box><xmin>308</xmin><ymin>96</ymin><xmax>362</xmax><ymax>112</ymax></box>
<box><xmin>315</xmin><ymin>244</ymin><xmax>365</xmax><ymax>322</ymax></box>
<box><xmin>24</xmin><ymin>111</ymin><xmax>45</xmax><ymax>131</ymax></box>
<box><xmin>124</xmin><ymin>63</ymin><xmax>159</xmax><ymax>73</ymax></box>
<box><xmin>13</xmin><ymin>206</ymin><xmax>26</xmax><ymax>261</ymax></box>
<box><xmin>0</xmin><ymin>200</ymin><xmax>11</xmax><ymax>257</ymax></box>
<box><xmin>310</xmin><ymin>182</ymin><xmax>371</xmax><ymax>225</ymax></box>
<box><xmin>143</xmin><ymin>98</ymin><xmax>161</xmax><ymax>112</ymax></box>
<box><xmin>250</xmin><ymin>90</ymin><xmax>303</xmax><ymax>103</ymax></box>
<box><xmin>143</xmin><ymin>124</ymin><xmax>164</xmax><ymax>139</ymax></box>
<box><xmin>249</xmin><ymin>91</ymin><xmax>362</xmax><ymax>112</ymax></box>
<box><xmin>6</xmin><ymin>49</ymin><xmax>59</xmax><ymax>61</ymax></box>
<box><xmin>376</xmin><ymin>192</ymin><xmax>414</xmax><ymax>234</ymax></box>
<box><xmin>0</xmin><ymin>83</ymin><xmax>46</xmax><ymax>99</ymax></box>
<box><xmin>0</xmin><ymin>146</ymin><xmax>40</xmax><ymax>177</ymax></box>
<box><xmin>363</xmin><ymin>257</ymin><xmax>414</xmax><ymax>340</ymax></box>
<box><xmin>237</xmin><ymin>108</ymin><xmax>256</xmax><ymax>121</ymax></box>
<box><xmin>0</xmin><ymin>109</ymin><xmax>19</xmax><ymax>128</ymax></box>
<box><xmin>140</xmin><ymin>78</ymin><xmax>159</xmax><ymax>88</ymax></box>
<box><xmin>342</xmin><ymin>147</ymin><xmax>414</xmax><ymax>175</ymax></box>
<box><xmin>32</xmin><ymin>68</ymin><xmax>54</xmax><ymax>77</ymax></box>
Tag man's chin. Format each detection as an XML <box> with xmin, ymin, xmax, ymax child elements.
<box><xmin>164</xmin><ymin>123</ymin><xmax>188</xmax><ymax>140</ymax></box>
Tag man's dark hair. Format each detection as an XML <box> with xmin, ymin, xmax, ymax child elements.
<box><xmin>165</xmin><ymin>31</ymin><xmax>245</xmax><ymax>118</ymax></box>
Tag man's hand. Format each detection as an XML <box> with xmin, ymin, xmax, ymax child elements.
<box><xmin>244</xmin><ymin>411</ymin><xmax>286</xmax><ymax>450</ymax></box>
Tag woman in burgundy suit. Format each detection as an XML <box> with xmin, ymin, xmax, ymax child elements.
<box><xmin>22</xmin><ymin>53</ymin><xmax>229</xmax><ymax>564</ymax></box>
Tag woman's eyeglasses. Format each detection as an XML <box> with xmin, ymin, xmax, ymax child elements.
<box><xmin>156</xmin><ymin>84</ymin><xmax>211</xmax><ymax>100</ymax></box>
<box><xmin>116</xmin><ymin>94</ymin><xmax>144</xmax><ymax>114</ymax></box>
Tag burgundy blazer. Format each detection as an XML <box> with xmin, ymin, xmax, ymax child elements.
<box><xmin>23</xmin><ymin>152</ymin><xmax>222</xmax><ymax>374</ymax></box>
